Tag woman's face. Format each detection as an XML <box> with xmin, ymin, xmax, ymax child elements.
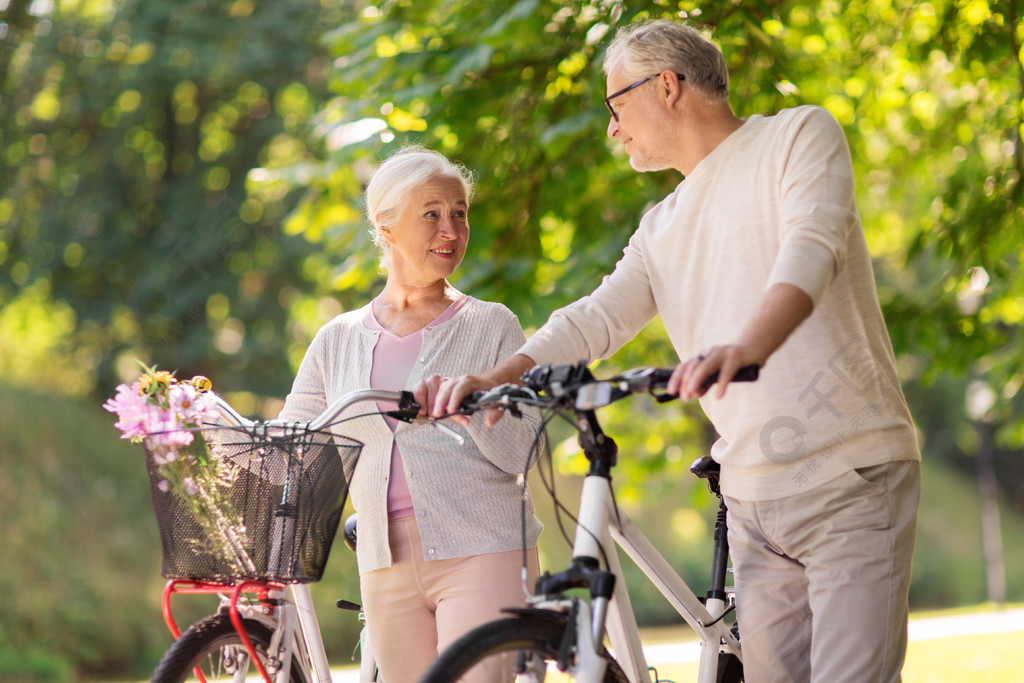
<box><xmin>381</xmin><ymin>176</ymin><xmax>469</xmax><ymax>285</ymax></box>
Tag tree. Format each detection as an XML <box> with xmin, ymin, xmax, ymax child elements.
<box><xmin>256</xmin><ymin>0</ymin><xmax>1022</xmax><ymax>491</ymax></box>
<box><xmin>0</xmin><ymin>0</ymin><xmax>359</xmax><ymax>400</ymax></box>
<box><xmin>4</xmin><ymin>0</ymin><xmax>1024</xmax><ymax>484</ymax></box>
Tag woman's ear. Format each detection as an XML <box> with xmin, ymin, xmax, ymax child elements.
<box><xmin>376</xmin><ymin>215</ymin><xmax>396</xmax><ymax>244</ymax></box>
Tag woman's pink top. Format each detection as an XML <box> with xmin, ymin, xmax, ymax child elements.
<box><xmin>365</xmin><ymin>294</ymin><xmax>469</xmax><ymax>519</ymax></box>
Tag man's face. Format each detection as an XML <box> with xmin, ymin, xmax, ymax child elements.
<box><xmin>605</xmin><ymin>61</ymin><xmax>674</xmax><ymax>173</ymax></box>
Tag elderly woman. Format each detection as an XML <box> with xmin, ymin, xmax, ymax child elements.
<box><xmin>278</xmin><ymin>146</ymin><xmax>543</xmax><ymax>681</ymax></box>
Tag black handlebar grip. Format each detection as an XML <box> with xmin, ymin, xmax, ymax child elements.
<box><xmin>458</xmin><ymin>390</ymin><xmax>488</xmax><ymax>413</ymax></box>
<box><xmin>699</xmin><ymin>364</ymin><xmax>759</xmax><ymax>391</ymax></box>
<box><xmin>646</xmin><ymin>367</ymin><xmax>675</xmax><ymax>385</ymax></box>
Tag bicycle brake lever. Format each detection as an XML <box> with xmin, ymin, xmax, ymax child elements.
<box><xmin>430</xmin><ymin>421</ymin><xmax>464</xmax><ymax>445</ymax></box>
<box><xmin>384</xmin><ymin>390</ymin><xmax>422</xmax><ymax>422</ymax></box>
<box><xmin>388</xmin><ymin>415</ymin><xmax>466</xmax><ymax>445</ymax></box>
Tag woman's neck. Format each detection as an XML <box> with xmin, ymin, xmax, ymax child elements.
<box><xmin>373</xmin><ymin>279</ymin><xmax>460</xmax><ymax>337</ymax></box>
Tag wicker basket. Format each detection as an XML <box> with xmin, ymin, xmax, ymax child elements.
<box><xmin>143</xmin><ymin>425</ymin><xmax>361</xmax><ymax>583</ymax></box>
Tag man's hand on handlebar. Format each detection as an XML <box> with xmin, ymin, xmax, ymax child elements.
<box><xmin>668</xmin><ymin>343</ymin><xmax>766</xmax><ymax>400</ymax></box>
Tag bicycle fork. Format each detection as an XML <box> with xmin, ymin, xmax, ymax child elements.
<box><xmin>530</xmin><ymin>473</ymin><xmax>650</xmax><ymax>682</ymax></box>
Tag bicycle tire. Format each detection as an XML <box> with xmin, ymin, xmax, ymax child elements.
<box><xmin>151</xmin><ymin>613</ymin><xmax>310</xmax><ymax>683</ymax></box>
<box><xmin>717</xmin><ymin>652</ymin><xmax>743</xmax><ymax>683</ymax></box>
<box><xmin>420</xmin><ymin>611</ymin><xmax>629</xmax><ymax>682</ymax></box>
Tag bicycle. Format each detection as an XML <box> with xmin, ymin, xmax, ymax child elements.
<box><xmin>147</xmin><ymin>387</ymin><xmax>446</xmax><ymax>683</ymax></box>
<box><xmin>420</xmin><ymin>361</ymin><xmax>758</xmax><ymax>683</ymax></box>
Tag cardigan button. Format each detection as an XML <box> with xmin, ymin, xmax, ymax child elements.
<box><xmin>427</xmin><ymin>548</ymin><xmax>435</xmax><ymax>555</ymax></box>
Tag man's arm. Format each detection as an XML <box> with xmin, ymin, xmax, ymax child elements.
<box><xmin>668</xmin><ymin>282</ymin><xmax>813</xmax><ymax>400</ymax></box>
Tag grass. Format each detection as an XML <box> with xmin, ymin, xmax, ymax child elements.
<box><xmin>903</xmin><ymin>632</ymin><xmax>1024</xmax><ymax>682</ymax></box>
<box><xmin>643</xmin><ymin>635</ymin><xmax>1024</xmax><ymax>682</ymax></box>
<box><xmin>632</xmin><ymin>604</ymin><xmax>1024</xmax><ymax>682</ymax></box>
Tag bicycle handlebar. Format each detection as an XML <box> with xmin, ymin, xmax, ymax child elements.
<box><xmin>204</xmin><ymin>361</ymin><xmax>758</xmax><ymax>432</ymax></box>
<box><xmin>205</xmin><ymin>389</ymin><xmax>419</xmax><ymax>432</ymax></box>
<box><xmin>457</xmin><ymin>361</ymin><xmax>759</xmax><ymax>416</ymax></box>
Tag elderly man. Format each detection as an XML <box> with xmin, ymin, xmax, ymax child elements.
<box><xmin>418</xmin><ymin>19</ymin><xmax>920</xmax><ymax>683</ymax></box>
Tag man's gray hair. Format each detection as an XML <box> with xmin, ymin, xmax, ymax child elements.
<box><xmin>365</xmin><ymin>145</ymin><xmax>474</xmax><ymax>271</ymax></box>
<box><xmin>603</xmin><ymin>19</ymin><xmax>729</xmax><ymax>103</ymax></box>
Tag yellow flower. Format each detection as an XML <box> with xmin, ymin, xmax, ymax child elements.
<box><xmin>153</xmin><ymin>370</ymin><xmax>176</xmax><ymax>386</ymax></box>
<box><xmin>137</xmin><ymin>373</ymin><xmax>154</xmax><ymax>396</ymax></box>
<box><xmin>136</xmin><ymin>368</ymin><xmax>178</xmax><ymax>400</ymax></box>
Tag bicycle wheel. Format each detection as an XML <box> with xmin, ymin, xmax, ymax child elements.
<box><xmin>717</xmin><ymin>652</ymin><xmax>743</xmax><ymax>683</ymax></box>
<box><xmin>420</xmin><ymin>611</ymin><xmax>628</xmax><ymax>683</ymax></box>
<box><xmin>151</xmin><ymin>613</ymin><xmax>310</xmax><ymax>683</ymax></box>
<box><xmin>715</xmin><ymin>621</ymin><xmax>743</xmax><ymax>683</ymax></box>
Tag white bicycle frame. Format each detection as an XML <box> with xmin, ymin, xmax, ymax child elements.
<box><xmin>534</xmin><ymin>471</ymin><xmax>740</xmax><ymax>683</ymax></box>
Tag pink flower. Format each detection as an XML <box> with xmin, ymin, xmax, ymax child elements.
<box><xmin>168</xmin><ymin>383</ymin><xmax>200</xmax><ymax>424</ymax></box>
<box><xmin>192</xmin><ymin>390</ymin><xmax>222</xmax><ymax>426</ymax></box>
<box><xmin>102</xmin><ymin>382</ymin><xmax>140</xmax><ymax>414</ymax></box>
<box><xmin>104</xmin><ymin>382</ymin><xmax>152</xmax><ymax>441</ymax></box>
<box><xmin>105</xmin><ymin>369</ymin><xmax>214</xmax><ymax>455</ymax></box>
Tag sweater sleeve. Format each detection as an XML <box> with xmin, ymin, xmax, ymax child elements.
<box><xmin>464</xmin><ymin>312</ymin><xmax>546</xmax><ymax>475</ymax></box>
<box><xmin>767</xmin><ymin>107</ymin><xmax>859</xmax><ymax>307</ymax></box>
<box><xmin>521</xmin><ymin>232</ymin><xmax>658</xmax><ymax>366</ymax></box>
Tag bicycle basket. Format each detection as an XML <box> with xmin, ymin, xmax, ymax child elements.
<box><xmin>142</xmin><ymin>425</ymin><xmax>361</xmax><ymax>583</ymax></box>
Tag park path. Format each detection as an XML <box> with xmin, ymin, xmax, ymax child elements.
<box><xmin>639</xmin><ymin>606</ymin><xmax>1024</xmax><ymax>666</ymax></box>
<box><xmin>330</xmin><ymin>606</ymin><xmax>1024</xmax><ymax>680</ymax></box>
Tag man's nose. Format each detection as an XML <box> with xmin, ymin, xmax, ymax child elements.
<box><xmin>607</xmin><ymin>116</ymin><xmax>619</xmax><ymax>138</ymax></box>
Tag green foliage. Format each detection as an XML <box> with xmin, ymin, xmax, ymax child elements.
<box><xmin>1</xmin><ymin>0</ymin><xmax>361</xmax><ymax>398</ymax></box>
<box><xmin>0</xmin><ymin>384</ymin><xmax>165</xmax><ymax>678</ymax></box>
<box><xmin>912</xmin><ymin>453</ymin><xmax>1024</xmax><ymax>607</ymax></box>
<box><xmin>257</xmin><ymin>0</ymin><xmax>1024</xmax><ymax>494</ymax></box>
<box><xmin>265</xmin><ymin>0</ymin><xmax>685</xmax><ymax>328</ymax></box>
<box><xmin>0</xmin><ymin>382</ymin><xmax>367</xmax><ymax>679</ymax></box>
<box><xmin>5</xmin><ymin>0</ymin><xmax>1023</xmax><ymax>451</ymax></box>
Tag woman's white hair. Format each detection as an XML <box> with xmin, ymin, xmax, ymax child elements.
<box><xmin>603</xmin><ymin>19</ymin><xmax>729</xmax><ymax>103</ymax></box>
<box><xmin>365</xmin><ymin>145</ymin><xmax>474</xmax><ymax>271</ymax></box>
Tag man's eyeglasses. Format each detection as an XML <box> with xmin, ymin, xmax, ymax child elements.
<box><xmin>604</xmin><ymin>72</ymin><xmax>686</xmax><ymax>122</ymax></box>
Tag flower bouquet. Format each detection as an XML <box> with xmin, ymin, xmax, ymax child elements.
<box><xmin>104</xmin><ymin>366</ymin><xmax>257</xmax><ymax>579</ymax></box>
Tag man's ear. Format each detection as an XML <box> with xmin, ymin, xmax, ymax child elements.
<box><xmin>660</xmin><ymin>71</ymin><xmax>683</xmax><ymax>108</ymax></box>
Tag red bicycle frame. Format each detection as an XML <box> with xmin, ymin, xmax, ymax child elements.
<box><xmin>162</xmin><ymin>579</ymin><xmax>286</xmax><ymax>683</ymax></box>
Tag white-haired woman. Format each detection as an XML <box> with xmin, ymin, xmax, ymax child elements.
<box><xmin>279</xmin><ymin>146</ymin><xmax>543</xmax><ymax>682</ymax></box>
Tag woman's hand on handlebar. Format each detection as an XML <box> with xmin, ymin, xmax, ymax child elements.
<box><xmin>414</xmin><ymin>354</ymin><xmax>537</xmax><ymax>426</ymax></box>
<box><xmin>413</xmin><ymin>374</ymin><xmax>500</xmax><ymax>426</ymax></box>
<box><xmin>668</xmin><ymin>343</ymin><xmax>765</xmax><ymax>400</ymax></box>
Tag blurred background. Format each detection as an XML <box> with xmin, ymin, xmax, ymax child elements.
<box><xmin>2</xmin><ymin>0</ymin><xmax>1023</xmax><ymax>679</ymax></box>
